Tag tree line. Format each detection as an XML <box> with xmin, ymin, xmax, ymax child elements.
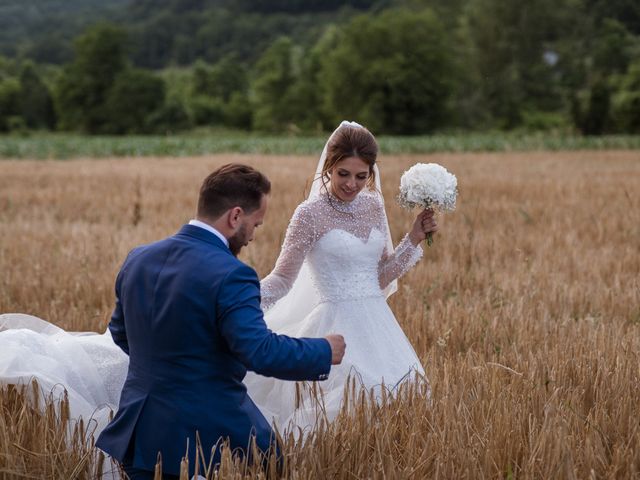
<box><xmin>1</xmin><ymin>0</ymin><xmax>639</xmax><ymax>135</ymax></box>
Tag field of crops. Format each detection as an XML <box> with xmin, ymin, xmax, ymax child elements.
<box><xmin>2</xmin><ymin>132</ymin><xmax>640</xmax><ymax>159</ymax></box>
<box><xmin>1</xmin><ymin>150</ymin><xmax>639</xmax><ymax>478</ymax></box>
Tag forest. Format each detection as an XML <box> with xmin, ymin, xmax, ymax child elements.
<box><xmin>0</xmin><ymin>0</ymin><xmax>638</xmax><ymax>135</ymax></box>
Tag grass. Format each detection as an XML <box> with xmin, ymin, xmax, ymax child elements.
<box><xmin>0</xmin><ymin>383</ymin><xmax>109</xmax><ymax>479</ymax></box>
<box><xmin>1</xmin><ymin>131</ymin><xmax>640</xmax><ymax>159</ymax></box>
<box><xmin>1</xmin><ymin>151</ymin><xmax>639</xmax><ymax>478</ymax></box>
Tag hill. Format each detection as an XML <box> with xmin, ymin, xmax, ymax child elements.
<box><xmin>0</xmin><ymin>0</ymin><xmax>129</xmax><ymax>63</ymax></box>
<box><xmin>0</xmin><ymin>0</ymin><xmax>385</xmax><ymax>67</ymax></box>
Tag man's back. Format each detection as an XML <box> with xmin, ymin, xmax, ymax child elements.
<box><xmin>97</xmin><ymin>224</ymin><xmax>331</xmax><ymax>476</ymax></box>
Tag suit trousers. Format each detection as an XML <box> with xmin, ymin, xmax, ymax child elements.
<box><xmin>122</xmin><ymin>462</ymin><xmax>178</xmax><ymax>480</ymax></box>
<box><xmin>121</xmin><ymin>438</ymin><xmax>180</xmax><ymax>480</ymax></box>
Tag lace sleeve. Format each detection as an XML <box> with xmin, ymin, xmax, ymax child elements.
<box><xmin>260</xmin><ymin>202</ymin><xmax>316</xmax><ymax>310</ymax></box>
<box><xmin>375</xmin><ymin>196</ymin><xmax>424</xmax><ymax>289</ymax></box>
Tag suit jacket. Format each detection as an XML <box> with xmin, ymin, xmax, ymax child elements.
<box><xmin>96</xmin><ymin>224</ymin><xmax>331</xmax><ymax>475</ymax></box>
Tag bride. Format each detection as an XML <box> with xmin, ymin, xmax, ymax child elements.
<box><xmin>245</xmin><ymin>120</ymin><xmax>436</xmax><ymax>431</ymax></box>
<box><xmin>0</xmin><ymin>120</ymin><xmax>436</xmax><ymax>454</ymax></box>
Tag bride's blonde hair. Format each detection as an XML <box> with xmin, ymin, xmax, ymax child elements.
<box><xmin>320</xmin><ymin>124</ymin><xmax>378</xmax><ymax>192</ymax></box>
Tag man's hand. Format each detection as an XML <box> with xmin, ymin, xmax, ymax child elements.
<box><xmin>325</xmin><ymin>334</ymin><xmax>346</xmax><ymax>365</ymax></box>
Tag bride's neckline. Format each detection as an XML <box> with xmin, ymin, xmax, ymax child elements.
<box><xmin>322</xmin><ymin>190</ymin><xmax>360</xmax><ymax>212</ymax></box>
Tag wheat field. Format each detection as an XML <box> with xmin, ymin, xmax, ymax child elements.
<box><xmin>1</xmin><ymin>151</ymin><xmax>639</xmax><ymax>479</ymax></box>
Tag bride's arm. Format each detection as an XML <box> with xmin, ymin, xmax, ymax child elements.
<box><xmin>378</xmin><ymin>236</ymin><xmax>424</xmax><ymax>289</ymax></box>
<box><xmin>375</xmin><ymin>197</ymin><xmax>426</xmax><ymax>289</ymax></box>
<box><xmin>260</xmin><ymin>202</ymin><xmax>316</xmax><ymax>310</ymax></box>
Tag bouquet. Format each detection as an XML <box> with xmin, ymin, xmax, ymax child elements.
<box><xmin>398</xmin><ymin>163</ymin><xmax>458</xmax><ymax>246</ymax></box>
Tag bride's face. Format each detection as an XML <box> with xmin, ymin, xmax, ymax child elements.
<box><xmin>330</xmin><ymin>156</ymin><xmax>370</xmax><ymax>202</ymax></box>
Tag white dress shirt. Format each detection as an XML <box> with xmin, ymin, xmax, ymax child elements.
<box><xmin>188</xmin><ymin>219</ymin><xmax>229</xmax><ymax>247</ymax></box>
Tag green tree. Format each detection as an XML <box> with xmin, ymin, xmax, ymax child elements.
<box><xmin>191</xmin><ymin>56</ymin><xmax>248</xmax><ymax>102</ymax></box>
<box><xmin>105</xmin><ymin>69</ymin><xmax>166</xmax><ymax>134</ymax></box>
<box><xmin>572</xmin><ymin>77</ymin><xmax>612</xmax><ymax>135</ymax></box>
<box><xmin>561</xmin><ymin>10</ymin><xmax>640</xmax><ymax>133</ymax></box>
<box><xmin>0</xmin><ymin>77</ymin><xmax>20</xmax><ymax>131</ymax></box>
<box><xmin>189</xmin><ymin>56</ymin><xmax>252</xmax><ymax>128</ymax></box>
<box><xmin>190</xmin><ymin>95</ymin><xmax>225</xmax><ymax>126</ymax></box>
<box><xmin>585</xmin><ymin>0</ymin><xmax>640</xmax><ymax>35</ymax></box>
<box><xmin>592</xmin><ymin>19</ymin><xmax>636</xmax><ymax>76</ymax></box>
<box><xmin>251</xmin><ymin>37</ymin><xmax>298</xmax><ymax>131</ymax></box>
<box><xmin>18</xmin><ymin>62</ymin><xmax>56</xmax><ymax>129</ymax></box>
<box><xmin>283</xmin><ymin>26</ymin><xmax>341</xmax><ymax>132</ymax></box>
<box><xmin>54</xmin><ymin>23</ymin><xmax>127</xmax><ymax>132</ymax></box>
<box><xmin>319</xmin><ymin>9</ymin><xmax>453</xmax><ymax>134</ymax></box>
<box><xmin>224</xmin><ymin>91</ymin><xmax>252</xmax><ymax>129</ymax></box>
<box><xmin>611</xmin><ymin>61</ymin><xmax>640</xmax><ymax>133</ymax></box>
<box><xmin>462</xmin><ymin>0</ymin><xmax>573</xmax><ymax>129</ymax></box>
<box><xmin>249</xmin><ymin>29</ymin><xmax>335</xmax><ymax>132</ymax></box>
<box><xmin>129</xmin><ymin>11</ymin><xmax>180</xmax><ymax>69</ymax></box>
<box><xmin>146</xmin><ymin>98</ymin><xmax>192</xmax><ymax>134</ymax></box>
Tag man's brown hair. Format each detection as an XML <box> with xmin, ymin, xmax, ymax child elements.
<box><xmin>197</xmin><ymin>164</ymin><xmax>271</xmax><ymax>220</ymax></box>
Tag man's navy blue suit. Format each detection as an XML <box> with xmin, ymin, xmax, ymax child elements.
<box><xmin>96</xmin><ymin>224</ymin><xmax>331</xmax><ymax>476</ymax></box>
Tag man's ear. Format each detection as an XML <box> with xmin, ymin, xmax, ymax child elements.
<box><xmin>227</xmin><ymin>206</ymin><xmax>243</xmax><ymax>229</ymax></box>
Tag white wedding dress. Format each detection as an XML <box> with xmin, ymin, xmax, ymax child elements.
<box><xmin>0</xmin><ymin>314</ymin><xmax>127</xmax><ymax>427</ymax></box>
<box><xmin>244</xmin><ymin>189</ymin><xmax>428</xmax><ymax>432</ymax></box>
<box><xmin>0</xmin><ymin>313</ymin><xmax>127</xmax><ymax>478</ymax></box>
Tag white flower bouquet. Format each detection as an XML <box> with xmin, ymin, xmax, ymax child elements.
<box><xmin>398</xmin><ymin>163</ymin><xmax>458</xmax><ymax>246</ymax></box>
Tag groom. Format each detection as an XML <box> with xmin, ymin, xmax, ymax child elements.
<box><xmin>96</xmin><ymin>164</ymin><xmax>346</xmax><ymax>479</ymax></box>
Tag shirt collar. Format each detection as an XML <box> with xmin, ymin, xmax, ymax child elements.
<box><xmin>188</xmin><ymin>219</ymin><xmax>229</xmax><ymax>247</ymax></box>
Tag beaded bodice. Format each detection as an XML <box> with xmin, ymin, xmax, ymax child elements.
<box><xmin>261</xmin><ymin>190</ymin><xmax>422</xmax><ymax>309</ymax></box>
<box><xmin>306</xmin><ymin>227</ymin><xmax>388</xmax><ymax>303</ymax></box>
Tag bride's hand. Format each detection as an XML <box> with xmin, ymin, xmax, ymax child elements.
<box><xmin>408</xmin><ymin>208</ymin><xmax>437</xmax><ymax>246</ymax></box>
